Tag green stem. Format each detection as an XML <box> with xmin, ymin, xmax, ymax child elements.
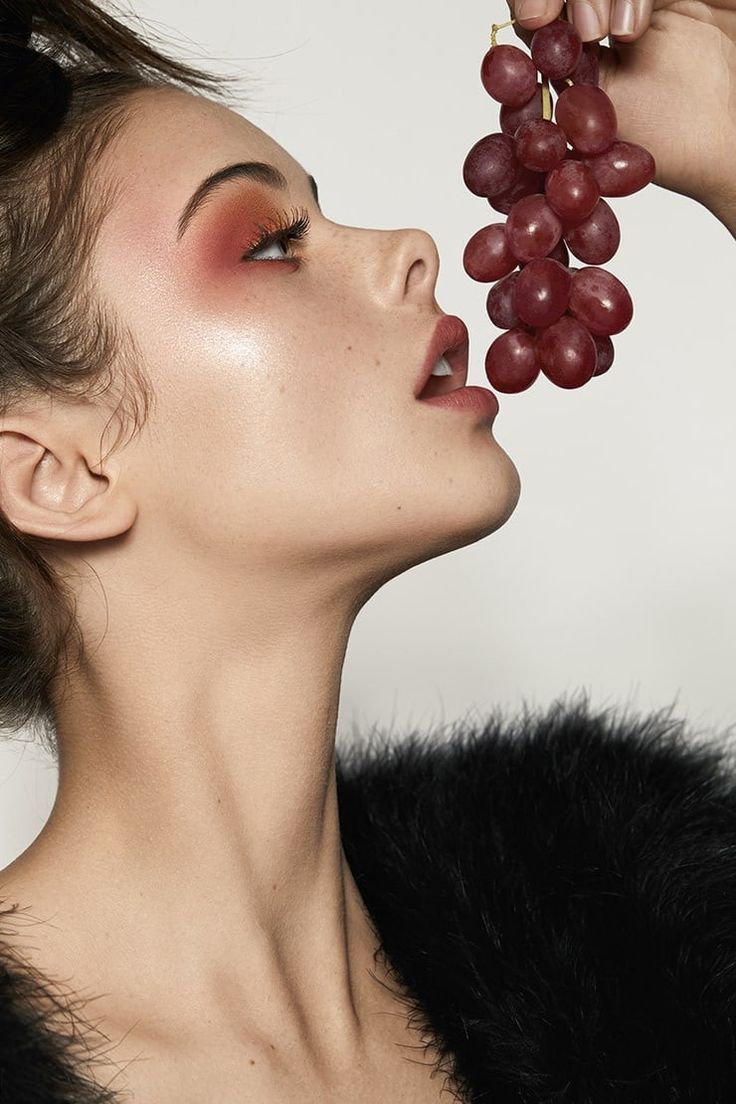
<box><xmin>542</xmin><ymin>76</ymin><xmax>552</xmax><ymax>121</ymax></box>
<box><xmin>490</xmin><ymin>18</ymin><xmax>516</xmax><ymax>47</ymax></box>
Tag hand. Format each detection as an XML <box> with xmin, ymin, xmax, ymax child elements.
<box><xmin>506</xmin><ymin>0</ymin><xmax>736</xmax><ymax>229</ymax></box>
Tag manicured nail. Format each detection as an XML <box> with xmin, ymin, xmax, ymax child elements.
<box><xmin>572</xmin><ymin>0</ymin><xmax>602</xmax><ymax>40</ymax></box>
<box><xmin>516</xmin><ymin>0</ymin><xmax>549</xmax><ymax>22</ymax></box>
<box><xmin>611</xmin><ymin>0</ymin><xmax>636</xmax><ymax>35</ymax></box>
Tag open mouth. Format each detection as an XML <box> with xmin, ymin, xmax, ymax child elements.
<box><xmin>415</xmin><ymin>336</ymin><xmax>469</xmax><ymax>401</ymax></box>
<box><xmin>417</xmin><ymin>356</ymin><xmax>463</xmax><ymax>399</ymax></box>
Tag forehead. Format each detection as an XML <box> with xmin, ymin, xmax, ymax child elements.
<box><xmin>94</xmin><ymin>88</ymin><xmax>307</xmax><ymax>254</ymax></box>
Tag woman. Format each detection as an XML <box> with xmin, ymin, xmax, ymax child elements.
<box><xmin>0</xmin><ymin>1</ymin><xmax>734</xmax><ymax>1101</ymax></box>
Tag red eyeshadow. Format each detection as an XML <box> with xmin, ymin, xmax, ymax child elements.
<box><xmin>192</xmin><ymin>186</ymin><xmax>284</xmax><ymax>269</ymax></box>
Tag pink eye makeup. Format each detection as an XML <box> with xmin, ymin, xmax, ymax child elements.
<box><xmin>192</xmin><ymin>187</ymin><xmax>311</xmax><ymax>272</ymax></box>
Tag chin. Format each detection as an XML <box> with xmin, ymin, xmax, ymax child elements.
<box><xmin>418</xmin><ymin>441</ymin><xmax>522</xmax><ymax>565</ymax></box>
<box><xmin>360</xmin><ymin>438</ymin><xmax>522</xmax><ymax>585</ymax></box>
<box><xmin>470</xmin><ymin>448</ymin><xmax>520</xmax><ymax>543</ymax></box>
<box><xmin>453</xmin><ymin>437</ymin><xmax>522</xmax><ymax>547</ymax></box>
<box><xmin>490</xmin><ymin>444</ymin><xmax>522</xmax><ymax>531</ymax></box>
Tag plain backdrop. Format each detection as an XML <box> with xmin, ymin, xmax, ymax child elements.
<box><xmin>2</xmin><ymin>0</ymin><xmax>735</xmax><ymax>868</ymax></box>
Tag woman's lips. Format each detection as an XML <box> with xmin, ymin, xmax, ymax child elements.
<box><xmin>418</xmin><ymin>385</ymin><xmax>499</xmax><ymax>422</ymax></box>
<box><xmin>414</xmin><ymin>315</ymin><xmax>470</xmax><ymax>398</ymax></box>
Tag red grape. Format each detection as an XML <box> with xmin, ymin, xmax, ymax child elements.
<box><xmin>565</xmin><ymin>198</ymin><xmax>620</xmax><ymax>264</ymax></box>
<box><xmin>463</xmin><ymin>133</ymin><xmax>519</xmax><ymax>198</ymax></box>
<box><xmin>506</xmin><ymin>194</ymin><xmax>564</xmax><ymax>262</ymax></box>
<box><xmin>521</xmin><ymin>237</ymin><xmax>570</xmax><ymax>266</ymax></box>
<box><xmin>463</xmin><ymin>23</ymin><xmax>654</xmax><ymax>395</ymax></box>
<box><xmin>575</xmin><ymin>42</ymin><xmax>601</xmax><ymax>84</ymax></box>
<box><xmin>592</xmin><ymin>334</ymin><xmax>615</xmax><ymax>376</ymax></box>
<box><xmin>515</xmin><ymin>258</ymin><xmax>571</xmax><ymax>328</ymax></box>
<box><xmin>585</xmin><ymin>140</ymin><xmax>656</xmax><ymax>196</ymax></box>
<box><xmin>485</xmin><ymin>328</ymin><xmax>540</xmax><ymax>393</ymax></box>
<box><xmin>555</xmin><ymin>85</ymin><xmax>617</xmax><ymax>154</ymax></box>
<box><xmin>488</xmin><ymin>166</ymin><xmax>545</xmax><ymax>214</ymax></box>
<box><xmin>531</xmin><ymin>19</ymin><xmax>582</xmax><ymax>80</ymax></box>
<box><xmin>545</xmin><ymin>159</ymin><xmax>599</xmax><ymax>225</ymax></box>
<box><xmin>481</xmin><ymin>44</ymin><xmax>538</xmax><ymax>107</ymax></box>
<box><xmin>463</xmin><ymin>223</ymin><xmax>518</xmax><ymax>281</ymax></box>
<box><xmin>500</xmin><ymin>84</ymin><xmax>544</xmax><ymax>139</ymax></box>
<box><xmin>551</xmin><ymin>41</ymin><xmax>600</xmax><ymax>91</ymax></box>
<box><xmin>486</xmin><ymin>272</ymin><xmax>522</xmax><ymax>329</ymax></box>
<box><xmin>547</xmin><ymin>238</ymin><xmax>570</xmax><ymax>265</ymax></box>
<box><xmin>569</xmin><ymin>267</ymin><xmax>633</xmax><ymax>335</ymax></box>
<box><xmin>538</xmin><ymin>316</ymin><xmax>597</xmax><ymax>388</ymax></box>
<box><xmin>515</xmin><ymin>119</ymin><xmax>568</xmax><ymax>173</ymax></box>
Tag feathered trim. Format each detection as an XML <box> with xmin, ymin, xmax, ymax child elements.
<box><xmin>1</xmin><ymin>694</ymin><xmax>736</xmax><ymax>1102</ymax></box>
<box><xmin>336</xmin><ymin>693</ymin><xmax>736</xmax><ymax>1103</ymax></box>
<box><xmin>0</xmin><ymin>902</ymin><xmax>122</xmax><ymax>1102</ymax></box>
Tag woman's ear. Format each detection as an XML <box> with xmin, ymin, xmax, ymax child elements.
<box><xmin>0</xmin><ymin>403</ymin><xmax>137</xmax><ymax>543</ymax></box>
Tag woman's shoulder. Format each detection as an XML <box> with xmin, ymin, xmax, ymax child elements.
<box><xmin>337</xmin><ymin>695</ymin><xmax>736</xmax><ymax>1101</ymax></box>
<box><xmin>0</xmin><ymin>911</ymin><xmax>120</xmax><ymax>1103</ymax></box>
<box><xmin>2</xmin><ymin>697</ymin><xmax>735</xmax><ymax>1102</ymax></box>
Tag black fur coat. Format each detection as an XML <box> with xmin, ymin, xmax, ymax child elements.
<box><xmin>1</xmin><ymin>697</ymin><xmax>736</xmax><ymax>1102</ymax></box>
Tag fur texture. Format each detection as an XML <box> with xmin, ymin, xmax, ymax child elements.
<box><xmin>1</xmin><ymin>695</ymin><xmax>736</xmax><ymax>1101</ymax></box>
<box><xmin>338</xmin><ymin>695</ymin><xmax>736</xmax><ymax>1102</ymax></box>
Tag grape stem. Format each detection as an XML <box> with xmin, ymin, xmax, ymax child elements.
<box><xmin>541</xmin><ymin>75</ymin><xmax>552</xmax><ymax>121</ymax></box>
<box><xmin>490</xmin><ymin>19</ymin><xmax>516</xmax><ymax>47</ymax></box>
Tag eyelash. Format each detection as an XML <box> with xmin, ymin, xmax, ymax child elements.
<box><xmin>242</xmin><ymin>206</ymin><xmax>311</xmax><ymax>263</ymax></box>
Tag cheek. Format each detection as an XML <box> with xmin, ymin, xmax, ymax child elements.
<box><xmin>139</xmin><ymin>209</ymin><xmax>386</xmax><ymax>501</ymax></box>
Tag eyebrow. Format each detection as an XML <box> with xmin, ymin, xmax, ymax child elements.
<box><xmin>176</xmin><ymin>161</ymin><xmax>321</xmax><ymax>242</ymax></box>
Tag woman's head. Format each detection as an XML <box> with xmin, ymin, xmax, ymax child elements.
<box><xmin>0</xmin><ymin>2</ymin><xmax>520</xmax><ymax>752</ymax></box>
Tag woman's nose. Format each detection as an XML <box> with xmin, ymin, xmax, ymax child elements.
<box><xmin>377</xmin><ymin>227</ymin><xmax>442</xmax><ymax>309</ymax></box>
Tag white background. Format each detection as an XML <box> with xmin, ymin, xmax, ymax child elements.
<box><xmin>2</xmin><ymin>0</ymin><xmax>735</xmax><ymax>867</ymax></box>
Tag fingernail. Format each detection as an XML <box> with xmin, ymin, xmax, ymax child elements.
<box><xmin>572</xmin><ymin>0</ymin><xmax>602</xmax><ymax>40</ymax></box>
<box><xmin>516</xmin><ymin>0</ymin><xmax>549</xmax><ymax>22</ymax></box>
<box><xmin>611</xmin><ymin>0</ymin><xmax>636</xmax><ymax>35</ymax></box>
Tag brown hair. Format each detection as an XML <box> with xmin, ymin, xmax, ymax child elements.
<box><xmin>0</xmin><ymin>1</ymin><xmax>244</xmax><ymax>755</ymax></box>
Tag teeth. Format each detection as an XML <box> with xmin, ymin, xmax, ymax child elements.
<box><xmin>430</xmin><ymin>354</ymin><xmax>453</xmax><ymax>377</ymax></box>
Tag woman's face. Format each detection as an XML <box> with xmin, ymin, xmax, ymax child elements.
<box><xmin>91</xmin><ymin>89</ymin><xmax>520</xmax><ymax>594</ymax></box>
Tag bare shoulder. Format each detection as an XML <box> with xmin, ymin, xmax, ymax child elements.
<box><xmin>0</xmin><ymin>871</ymin><xmax>457</xmax><ymax>1104</ymax></box>
<box><xmin>0</xmin><ymin>865</ymin><xmax>147</xmax><ymax>1098</ymax></box>
<box><xmin>108</xmin><ymin>1042</ymin><xmax>458</xmax><ymax>1104</ymax></box>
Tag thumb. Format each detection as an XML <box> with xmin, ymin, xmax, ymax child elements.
<box><xmin>504</xmin><ymin>0</ymin><xmax>566</xmax><ymax>49</ymax></box>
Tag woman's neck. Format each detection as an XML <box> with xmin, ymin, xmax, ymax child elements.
<box><xmin>0</xmin><ymin>567</ymin><xmax>402</xmax><ymax>1074</ymax></box>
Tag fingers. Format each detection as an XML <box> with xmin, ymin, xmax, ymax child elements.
<box><xmin>608</xmin><ymin>0</ymin><xmax>655</xmax><ymax>42</ymax></box>
<box><xmin>566</xmin><ymin>0</ymin><xmax>654</xmax><ymax>41</ymax></box>
<box><xmin>510</xmin><ymin>0</ymin><xmax>566</xmax><ymax>39</ymax></box>
<box><xmin>515</xmin><ymin>0</ymin><xmax>566</xmax><ymax>24</ymax></box>
<box><xmin>508</xmin><ymin>0</ymin><xmax>655</xmax><ymax>45</ymax></box>
<box><xmin>504</xmin><ymin>0</ymin><xmax>536</xmax><ymax>49</ymax></box>
<box><xmin>567</xmin><ymin>1</ymin><xmax>608</xmax><ymax>41</ymax></box>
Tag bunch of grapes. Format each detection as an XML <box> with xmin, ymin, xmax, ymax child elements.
<box><xmin>463</xmin><ymin>17</ymin><xmax>655</xmax><ymax>392</ymax></box>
